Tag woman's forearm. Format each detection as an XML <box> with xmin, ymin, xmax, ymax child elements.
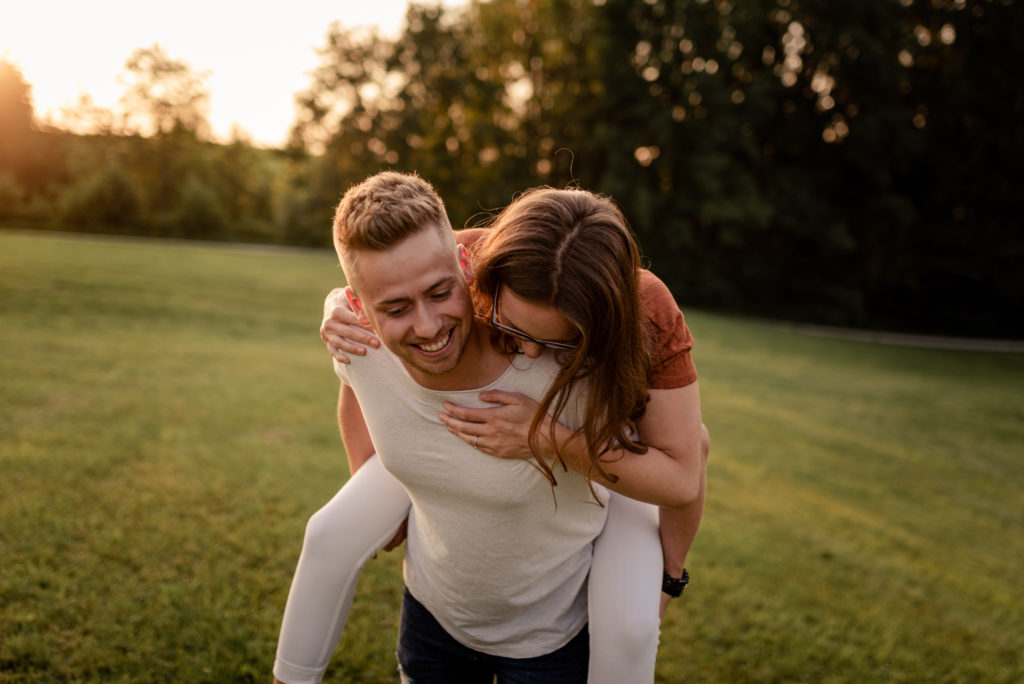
<box><xmin>543</xmin><ymin>383</ymin><xmax>705</xmax><ymax>510</ymax></box>
<box><xmin>545</xmin><ymin>423</ymin><xmax>699</xmax><ymax>507</ymax></box>
<box><xmin>659</xmin><ymin>423</ymin><xmax>708</xmax><ymax>575</ymax></box>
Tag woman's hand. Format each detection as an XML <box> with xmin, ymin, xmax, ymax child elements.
<box><xmin>320</xmin><ymin>287</ymin><xmax>379</xmax><ymax>363</ymax></box>
<box><xmin>439</xmin><ymin>390</ymin><xmax>547</xmax><ymax>460</ymax></box>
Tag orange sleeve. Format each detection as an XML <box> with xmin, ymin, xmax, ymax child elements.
<box><xmin>640</xmin><ymin>270</ymin><xmax>698</xmax><ymax>389</ymax></box>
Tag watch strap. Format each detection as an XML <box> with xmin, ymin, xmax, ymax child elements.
<box><xmin>662</xmin><ymin>568</ymin><xmax>690</xmax><ymax>598</ymax></box>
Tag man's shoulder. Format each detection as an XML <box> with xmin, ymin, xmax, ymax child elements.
<box><xmin>333</xmin><ymin>343</ymin><xmax>403</xmax><ymax>385</ymax></box>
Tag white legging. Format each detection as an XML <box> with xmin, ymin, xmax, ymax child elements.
<box><xmin>273</xmin><ymin>456</ymin><xmax>662</xmax><ymax>684</ymax></box>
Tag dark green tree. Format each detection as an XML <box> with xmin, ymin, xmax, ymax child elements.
<box><xmin>163</xmin><ymin>173</ymin><xmax>230</xmax><ymax>239</ymax></box>
<box><xmin>203</xmin><ymin>138</ymin><xmax>283</xmax><ymax>243</ymax></box>
<box><xmin>58</xmin><ymin>162</ymin><xmax>144</xmax><ymax>231</ymax></box>
<box><xmin>576</xmin><ymin>0</ymin><xmax>1023</xmax><ymax>334</ymax></box>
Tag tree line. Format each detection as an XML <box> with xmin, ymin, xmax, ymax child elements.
<box><xmin>1</xmin><ymin>0</ymin><xmax>1021</xmax><ymax>337</ymax></box>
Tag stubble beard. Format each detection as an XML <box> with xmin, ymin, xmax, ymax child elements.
<box><xmin>403</xmin><ymin>320</ymin><xmax>470</xmax><ymax>378</ymax></box>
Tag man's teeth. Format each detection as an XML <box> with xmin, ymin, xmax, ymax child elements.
<box><xmin>417</xmin><ymin>330</ymin><xmax>451</xmax><ymax>352</ymax></box>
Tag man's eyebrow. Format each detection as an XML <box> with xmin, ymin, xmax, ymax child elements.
<box><xmin>377</xmin><ymin>277</ymin><xmax>456</xmax><ymax>307</ymax></box>
<box><xmin>376</xmin><ymin>295</ymin><xmax>410</xmax><ymax>308</ymax></box>
<box><xmin>425</xmin><ymin>276</ymin><xmax>456</xmax><ymax>293</ymax></box>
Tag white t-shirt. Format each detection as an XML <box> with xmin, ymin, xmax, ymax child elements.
<box><xmin>334</xmin><ymin>344</ymin><xmax>608</xmax><ymax>658</ymax></box>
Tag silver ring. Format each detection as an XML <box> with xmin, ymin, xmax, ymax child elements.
<box><xmin>474</xmin><ymin>435</ymin><xmax>480</xmax><ymax>449</ymax></box>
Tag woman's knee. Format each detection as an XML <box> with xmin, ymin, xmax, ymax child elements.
<box><xmin>590</xmin><ymin>601</ymin><xmax>660</xmax><ymax>655</ymax></box>
<box><xmin>300</xmin><ymin>505</ymin><xmax>352</xmax><ymax>559</ymax></box>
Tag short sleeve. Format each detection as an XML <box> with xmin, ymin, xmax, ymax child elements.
<box><xmin>333</xmin><ymin>357</ymin><xmax>352</xmax><ymax>386</ymax></box>
<box><xmin>639</xmin><ymin>270</ymin><xmax>698</xmax><ymax>389</ymax></box>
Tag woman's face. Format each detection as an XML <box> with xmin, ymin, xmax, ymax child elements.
<box><xmin>492</xmin><ymin>285</ymin><xmax>578</xmax><ymax>358</ymax></box>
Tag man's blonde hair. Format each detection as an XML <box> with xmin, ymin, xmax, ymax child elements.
<box><xmin>333</xmin><ymin>172</ymin><xmax>453</xmax><ymax>278</ymax></box>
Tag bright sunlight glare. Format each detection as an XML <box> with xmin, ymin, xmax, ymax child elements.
<box><xmin>0</xmin><ymin>0</ymin><xmax>454</xmax><ymax>147</ymax></box>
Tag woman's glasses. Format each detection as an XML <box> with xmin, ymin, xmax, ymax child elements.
<box><xmin>490</xmin><ymin>284</ymin><xmax>579</xmax><ymax>351</ymax></box>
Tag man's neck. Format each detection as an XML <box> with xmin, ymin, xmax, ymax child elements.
<box><xmin>410</xmin><ymin>321</ymin><xmax>511</xmax><ymax>391</ymax></box>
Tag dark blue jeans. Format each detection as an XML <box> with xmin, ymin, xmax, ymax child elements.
<box><xmin>396</xmin><ymin>587</ymin><xmax>589</xmax><ymax>684</ymax></box>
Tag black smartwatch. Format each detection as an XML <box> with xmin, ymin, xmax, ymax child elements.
<box><xmin>662</xmin><ymin>568</ymin><xmax>689</xmax><ymax>598</ymax></box>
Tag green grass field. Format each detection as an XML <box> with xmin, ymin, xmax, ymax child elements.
<box><xmin>2</xmin><ymin>230</ymin><xmax>1022</xmax><ymax>683</ymax></box>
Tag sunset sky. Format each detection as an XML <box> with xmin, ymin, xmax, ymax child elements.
<box><xmin>1</xmin><ymin>1</ymin><xmax>458</xmax><ymax>147</ymax></box>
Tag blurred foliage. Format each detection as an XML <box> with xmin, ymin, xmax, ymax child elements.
<box><xmin>162</xmin><ymin>174</ymin><xmax>230</xmax><ymax>239</ymax></box>
<box><xmin>58</xmin><ymin>163</ymin><xmax>144</xmax><ymax>231</ymax></box>
<box><xmin>118</xmin><ymin>44</ymin><xmax>212</xmax><ymax>139</ymax></box>
<box><xmin>1</xmin><ymin>0</ymin><xmax>1021</xmax><ymax>336</ymax></box>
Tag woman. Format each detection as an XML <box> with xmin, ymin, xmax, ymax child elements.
<box><xmin>275</xmin><ymin>187</ymin><xmax>708</xmax><ymax>684</ymax></box>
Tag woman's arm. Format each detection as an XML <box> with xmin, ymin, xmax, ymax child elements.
<box><xmin>438</xmin><ymin>382</ymin><xmax>704</xmax><ymax>509</ymax></box>
<box><xmin>640</xmin><ymin>385</ymin><xmax>707</xmax><ymax>614</ymax></box>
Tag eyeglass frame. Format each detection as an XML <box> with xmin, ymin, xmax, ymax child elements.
<box><xmin>489</xmin><ymin>283</ymin><xmax>579</xmax><ymax>351</ymax></box>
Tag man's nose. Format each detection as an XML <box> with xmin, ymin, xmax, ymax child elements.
<box><xmin>412</xmin><ymin>302</ymin><xmax>444</xmax><ymax>339</ymax></box>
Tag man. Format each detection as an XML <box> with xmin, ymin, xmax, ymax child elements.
<box><xmin>306</xmin><ymin>170</ymin><xmax>605</xmax><ymax>681</ymax></box>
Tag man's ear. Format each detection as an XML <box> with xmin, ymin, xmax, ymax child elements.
<box><xmin>344</xmin><ymin>286</ymin><xmax>372</xmax><ymax>326</ymax></box>
<box><xmin>457</xmin><ymin>244</ymin><xmax>475</xmax><ymax>286</ymax></box>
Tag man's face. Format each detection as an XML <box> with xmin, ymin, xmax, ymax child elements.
<box><xmin>342</xmin><ymin>225</ymin><xmax>475</xmax><ymax>382</ymax></box>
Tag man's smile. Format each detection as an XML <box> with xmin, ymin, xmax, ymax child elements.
<box><xmin>413</xmin><ymin>328</ymin><xmax>453</xmax><ymax>354</ymax></box>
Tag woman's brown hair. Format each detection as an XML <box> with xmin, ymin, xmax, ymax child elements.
<box><xmin>470</xmin><ymin>187</ymin><xmax>652</xmax><ymax>486</ymax></box>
